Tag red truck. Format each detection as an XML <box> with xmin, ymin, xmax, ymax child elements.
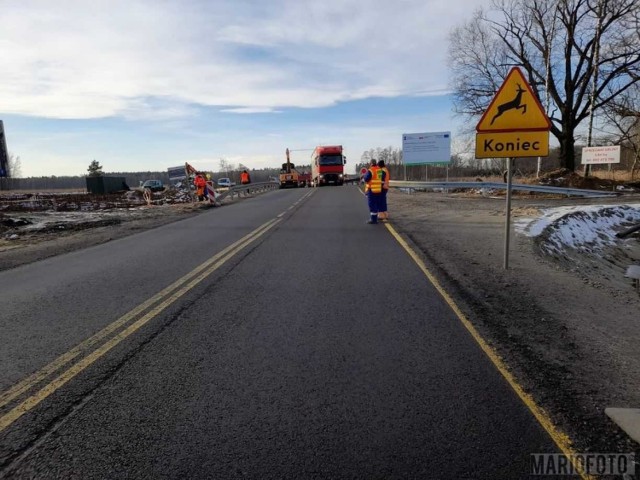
<box><xmin>311</xmin><ymin>145</ymin><xmax>346</xmax><ymax>187</ymax></box>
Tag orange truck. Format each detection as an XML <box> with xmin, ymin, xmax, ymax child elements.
<box><xmin>311</xmin><ymin>145</ymin><xmax>346</xmax><ymax>187</ymax></box>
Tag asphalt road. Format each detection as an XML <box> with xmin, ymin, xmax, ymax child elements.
<box><xmin>0</xmin><ymin>186</ymin><xmax>560</xmax><ymax>479</ymax></box>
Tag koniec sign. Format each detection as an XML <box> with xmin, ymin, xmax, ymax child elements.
<box><xmin>475</xmin><ymin>67</ymin><xmax>551</xmax><ymax>158</ymax></box>
<box><xmin>474</xmin><ymin>67</ymin><xmax>553</xmax><ymax>269</ymax></box>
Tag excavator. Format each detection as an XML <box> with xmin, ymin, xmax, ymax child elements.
<box><xmin>279</xmin><ymin>148</ymin><xmax>302</xmax><ymax>188</ymax></box>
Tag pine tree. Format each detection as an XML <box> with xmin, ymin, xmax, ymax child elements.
<box><xmin>87</xmin><ymin>160</ymin><xmax>103</xmax><ymax>177</ymax></box>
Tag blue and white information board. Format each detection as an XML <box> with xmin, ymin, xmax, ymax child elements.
<box><xmin>402</xmin><ymin>131</ymin><xmax>451</xmax><ymax>165</ymax></box>
<box><xmin>167</xmin><ymin>166</ymin><xmax>187</xmax><ymax>181</ymax></box>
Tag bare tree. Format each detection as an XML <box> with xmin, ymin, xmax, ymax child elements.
<box><xmin>360</xmin><ymin>150</ymin><xmax>372</xmax><ymax>163</ymax></box>
<box><xmin>602</xmin><ymin>82</ymin><xmax>640</xmax><ymax>178</ymax></box>
<box><xmin>218</xmin><ymin>158</ymin><xmax>230</xmax><ymax>176</ymax></box>
<box><xmin>7</xmin><ymin>153</ymin><xmax>22</xmax><ymax>178</ymax></box>
<box><xmin>449</xmin><ymin>0</ymin><xmax>640</xmax><ymax>170</ymax></box>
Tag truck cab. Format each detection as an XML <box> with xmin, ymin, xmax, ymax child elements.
<box><xmin>311</xmin><ymin>145</ymin><xmax>346</xmax><ymax>186</ymax></box>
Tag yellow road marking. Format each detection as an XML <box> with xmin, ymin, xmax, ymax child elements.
<box><xmin>278</xmin><ymin>190</ymin><xmax>314</xmax><ymax>217</ymax></box>
<box><xmin>0</xmin><ymin>217</ymin><xmax>281</xmax><ymax>432</ymax></box>
<box><xmin>0</xmin><ymin>218</ymin><xmax>278</xmax><ymax>414</ymax></box>
<box><xmin>384</xmin><ymin>223</ymin><xmax>592</xmax><ymax>480</ymax></box>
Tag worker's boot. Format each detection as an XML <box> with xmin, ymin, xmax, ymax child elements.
<box><xmin>367</xmin><ymin>214</ymin><xmax>378</xmax><ymax>224</ymax></box>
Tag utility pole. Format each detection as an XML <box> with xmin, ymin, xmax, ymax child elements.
<box><xmin>585</xmin><ymin>0</ymin><xmax>604</xmax><ymax>178</ymax></box>
<box><xmin>536</xmin><ymin>7</ymin><xmax>557</xmax><ymax>178</ymax></box>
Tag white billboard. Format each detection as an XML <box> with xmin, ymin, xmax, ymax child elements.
<box><xmin>402</xmin><ymin>132</ymin><xmax>451</xmax><ymax>165</ymax></box>
<box><xmin>581</xmin><ymin>146</ymin><xmax>621</xmax><ymax>165</ymax></box>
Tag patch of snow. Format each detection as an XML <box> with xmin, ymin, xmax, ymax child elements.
<box><xmin>515</xmin><ymin>203</ymin><xmax>640</xmax><ymax>254</ymax></box>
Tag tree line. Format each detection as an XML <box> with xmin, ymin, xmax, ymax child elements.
<box><xmin>0</xmin><ymin>160</ymin><xmax>313</xmax><ymax>192</ymax></box>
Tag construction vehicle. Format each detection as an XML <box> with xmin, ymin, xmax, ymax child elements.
<box><xmin>279</xmin><ymin>148</ymin><xmax>299</xmax><ymax>188</ymax></box>
<box><xmin>279</xmin><ymin>148</ymin><xmax>302</xmax><ymax>189</ymax></box>
<box><xmin>311</xmin><ymin>145</ymin><xmax>346</xmax><ymax>186</ymax></box>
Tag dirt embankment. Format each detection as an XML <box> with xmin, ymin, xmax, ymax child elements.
<box><xmin>0</xmin><ymin>203</ymin><xmax>203</xmax><ymax>271</ymax></box>
<box><xmin>0</xmin><ymin>188</ymin><xmax>223</xmax><ymax>270</ymax></box>
<box><xmin>523</xmin><ymin>167</ymin><xmax>640</xmax><ymax>193</ymax></box>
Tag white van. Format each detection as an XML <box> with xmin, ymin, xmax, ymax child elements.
<box><xmin>217</xmin><ymin>178</ymin><xmax>235</xmax><ymax>188</ymax></box>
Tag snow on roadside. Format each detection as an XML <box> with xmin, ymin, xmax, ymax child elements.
<box><xmin>515</xmin><ymin>203</ymin><xmax>640</xmax><ymax>254</ymax></box>
<box><xmin>1</xmin><ymin>208</ymin><xmax>156</xmax><ymax>237</ymax></box>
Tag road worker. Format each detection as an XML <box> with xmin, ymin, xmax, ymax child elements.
<box><xmin>377</xmin><ymin>159</ymin><xmax>390</xmax><ymax>221</ymax></box>
<box><xmin>194</xmin><ymin>173</ymin><xmax>207</xmax><ymax>201</ymax></box>
<box><xmin>240</xmin><ymin>169</ymin><xmax>251</xmax><ymax>185</ymax></box>
<box><xmin>362</xmin><ymin>159</ymin><xmax>386</xmax><ymax>224</ymax></box>
<box><xmin>363</xmin><ymin>159</ymin><xmax>377</xmax><ymax>193</ymax></box>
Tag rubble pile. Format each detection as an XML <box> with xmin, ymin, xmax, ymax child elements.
<box><xmin>0</xmin><ymin>187</ymin><xmax>198</xmax><ymax>213</ymax></box>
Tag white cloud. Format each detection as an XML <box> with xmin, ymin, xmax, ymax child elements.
<box><xmin>1</xmin><ymin>0</ymin><xmax>488</xmax><ymax>119</ymax></box>
<box><xmin>220</xmin><ymin>107</ymin><xmax>281</xmax><ymax>114</ymax></box>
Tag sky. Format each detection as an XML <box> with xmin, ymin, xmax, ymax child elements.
<box><xmin>1</xmin><ymin>0</ymin><xmax>491</xmax><ymax>177</ymax></box>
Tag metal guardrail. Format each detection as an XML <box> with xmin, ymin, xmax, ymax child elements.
<box><xmin>214</xmin><ymin>181</ymin><xmax>279</xmax><ymax>203</ymax></box>
<box><xmin>388</xmin><ymin>180</ymin><xmax>620</xmax><ymax>197</ymax></box>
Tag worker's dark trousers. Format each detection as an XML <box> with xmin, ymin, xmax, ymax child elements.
<box><xmin>367</xmin><ymin>192</ymin><xmax>382</xmax><ymax>223</ymax></box>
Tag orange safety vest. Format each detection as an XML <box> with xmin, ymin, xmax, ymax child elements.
<box><xmin>194</xmin><ymin>175</ymin><xmax>206</xmax><ymax>187</ymax></box>
<box><xmin>382</xmin><ymin>167</ymin><xmax>390</xmax><ymax>190</ymax></box>
<box><xmin>365</xmin><ymin>166</ymin><xmax>384</xmax><ymax>194</ymax></box>
<box><xmin>240</xmin><ymin>172</ymin><xmax>250</xmax><ymax>184</ymax></box>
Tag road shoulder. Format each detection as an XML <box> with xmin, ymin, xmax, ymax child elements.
<box><xmin>388</xmin><ymin>190</ymin><xmax>640</xmax><ymax>454</ymax></box>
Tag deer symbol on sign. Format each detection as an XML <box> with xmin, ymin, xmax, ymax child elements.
<box><xmin>490</xmin><ymin>83</ymin><xmax>527</xmax><ymax>125</ymax></box>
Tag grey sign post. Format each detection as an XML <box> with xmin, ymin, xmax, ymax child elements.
<box><xmin>504</xmin><ymin>158</ymin><xmax>514</xmax><ymax>269</ymax></box>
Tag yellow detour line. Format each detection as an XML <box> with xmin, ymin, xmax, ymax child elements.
<box><xmin>384</xmin><ymin>223</ymin><xmax>593</xmax><ymax>480</ymax></box>
<box><xmin>0</xmin><ymin>218</ymin><xmax>280</xmax><ymax>431</ymax></box>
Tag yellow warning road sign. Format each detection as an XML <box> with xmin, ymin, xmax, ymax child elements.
<box><xmin>476</xmin><ymin>67</ymin><xmax>551</xmax><ymax>133</ymax></box>
<box><xmin>475</xmin><ymin>131</ymin><xmax>549</xmax><ymax>158</ymax></box>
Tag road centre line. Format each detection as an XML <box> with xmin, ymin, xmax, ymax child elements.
<box><xmin>0</xmin><ymin>218</ymin><xmax>279</xmax><ymax>415</ymax></box>
<box><xmin>384</xmin><ymin>223</ymin><xmax>591</xmax><ymax>480</ymax></box>
<box><xmin>276</xmin><ymin>190</ymin><xmax>315</xmax><ymax>218</ymax></box>
<box><xmin>0</xmin><ymin>217</ymin><xmax>282</xmax><ymax>433</ymax></box>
